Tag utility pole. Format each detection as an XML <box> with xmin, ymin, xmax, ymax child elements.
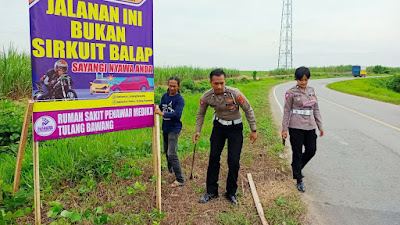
<box><xmin>278</xmin><ymin>0</ymin><xmax>293</xmax><ymax>69</ymax></box>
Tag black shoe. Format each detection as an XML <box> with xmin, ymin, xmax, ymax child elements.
<box><xmin>199</xmin><ymin>193</ymin><xmax>218</xmax><ymax>203</ymax></box>
<box><xmin>297</xmin><ymin>181</ymin><xmax>305</xmax><ymax>192</ymax></box>
<box><xmin>225</xmin><ymin>193</ymin><xmax>238</xmax><ymax>205</ymax></box>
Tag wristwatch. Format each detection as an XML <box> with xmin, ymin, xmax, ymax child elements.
<box><xmin>251</xmin><ymin>130</ymin><xmax>257</xmax><ymax>132</ymax></box>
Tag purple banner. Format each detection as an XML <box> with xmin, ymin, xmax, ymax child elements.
<box><xmin>33</xmin><ymin>105</ymin><xmax>154</xmax><ymax>141</ymax></box>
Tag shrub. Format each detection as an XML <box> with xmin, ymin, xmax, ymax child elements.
<box><xmin>386</xmin><ymin>75</ymin><xmax>400</xmax><ymax>93</ymax></box>
<box><xmin>0</xmin><ymin>100</ymin><xmax>29</xmax><ymax>155</ymax></box>
<box><xmin>240</xmin><ymin>78</ymin><xmax>249</xmax><ymax>84</ymax></box>
<box><xmin>180</xmin><ymin>79</ymin><xmax>208</xmax><ymax>94</ymax></box>
<box><xmin>225</xmin><ymin>79</ymin><xmax>238</xmax><ymax>86</ymax></box>
<box><xmin>373</xmin><ymin>65</ymin><xmax>390</xmax><ymax>74</ymax></box>
<box><xmin>181</xmin><ymin>79</ymin><xmax>196</xmax><ymax>92</ymax></box>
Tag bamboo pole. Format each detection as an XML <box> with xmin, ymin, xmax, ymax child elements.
<box><xmin>33</xmin><ymin>140</ymin><xmax>41</xmax><ymax>225</ymax></box>
<box><xmin>152</xmin><ymin>119</ymin><xmax>157</xmax><ymax>176</ymax></box>
<box><xmin>13</xmin><ymin>100</ymin><xmax>34</xmax><ymax>194</ymax></box>
<box><xmin>154</xmin><ymin>107</ymin><xmax>162</xmax><ymax>212</ymax></box>
<box><xmin>247</xmin><ymin>173</ymin><xmax>269</xmax><ymax>225</ymax></box>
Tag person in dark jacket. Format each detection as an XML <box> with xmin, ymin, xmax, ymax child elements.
<box><xmin>155</xmin><ymin>76</ymin><xmax>185</xmax><ymax>187</ymax></box>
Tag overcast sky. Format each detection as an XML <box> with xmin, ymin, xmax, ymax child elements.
<box><xmin>1</xmin><ymin>0</ymin><xmax>399</xmax><ymax>70</ymax></box>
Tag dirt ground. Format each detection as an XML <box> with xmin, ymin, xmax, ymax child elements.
<box><xmin>159</xmin><ymin>133</ymin><xmax>305</xmax><ymax>225</ymax></box>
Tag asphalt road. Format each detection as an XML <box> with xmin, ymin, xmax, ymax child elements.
<box><xmin>272</xmin><ymin>77</ymin><xmax>400</xmax><ymax>225</ymax></box>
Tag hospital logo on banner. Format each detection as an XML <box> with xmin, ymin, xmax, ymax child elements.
<box><xmin>34</xmin><ymin>116</ymin><xmax>56</xmax><ymax>136</ymax></box>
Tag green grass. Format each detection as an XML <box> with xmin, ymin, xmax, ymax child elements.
<box><xmin>266</xmin><ymin>194</ymin><xmax>306</xmax><ymax>225</ymax></box>
<box><xmin>2</xmin><ymin>78</ymin><xmax>306</xmax><ymax>224</ymax></box>
<box><xmin>327</xmin><ymin>77</ymin><xmax>400</xmax><ymax>105</ymax></box>
<box><xmin>0</xmin><ymin>79</ymin><xmax>282</xmax><ymax>190</ymax></box>
<box><xmin>216</xmin><ymin>211</ymin><xmax>256</xmax><ymax>225</ymax></box>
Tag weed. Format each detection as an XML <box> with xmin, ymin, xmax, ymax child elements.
<box><xmin>46</xmin><ymin>201</ymin><xmax>64</xmax><ymax>218</ymax></box>
<box><xmin>60</xmin><ymin>210</ymin><xmax>82</xmax><ymax>223</ymax></box>
<box><xmin>0</xmin><ymin>182</ymin><xmax>32</xmax><ymax>213</ymax></box>
<box><xmin>266</xmin><ymin>195</ymin><xmax>306</xmax><ymax>225</ymax></box>
<box><xmin>149</xmin><ymin>174</ymin><xmax>166</xmax><ymax>184</ymax></box>
<box><xmin>191</xmin><ymin>184</ymin><xmax>205</xmax><ymax>194</ymax></box>
<box><xmin>105</xmin><ymin>201</ymin><xmax>116</xmax><ymax>209</ymax></box>
<box><xmin>0</xmin><ymin>207</ymin><xmax>31</xmax><ymax>224</ymax></box>
<box><xmin>0</xmin><ymin>100</ymin><xmax>30</xmax><ymax>153</ymax></box>
<box><xmin>116</xmin><ymin>162</ymin><xmax>141</xmax><ymax>179</ymax></box>
<box><xmin>78</xmin><ymin>172</ymin><xmax>98</xmax><ymax>195</ymax></box>
<box><xmin>149</xmin><ymin>209</ymin><xmax>166</xmax><ymax>222</ymax></box>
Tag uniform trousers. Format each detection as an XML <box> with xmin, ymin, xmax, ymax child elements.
<box><xmin>289</xmin><ymin>128</ymin><xmax>317</xmax><ymax>180</ymax></box>
<box><xmin>207</xmin><ymin>120</ymin><xmax>243</xmax><ymax>197</ymax></box>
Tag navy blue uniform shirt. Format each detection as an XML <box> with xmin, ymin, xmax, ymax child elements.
<box><xmin>159</xmin><ymin>93</ymin><xmax>185</xmax><ymax>133</ymax></box>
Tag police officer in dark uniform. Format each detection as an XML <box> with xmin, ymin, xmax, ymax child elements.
<box><xmin>282</xmin><ymin>66</ymin><xmax>324</xmax><ymax>192</ymax></box>
<box><xmin>193</xmin><ymin>69</ymin><xmax>257</xmax><ymax>205</ymax></box>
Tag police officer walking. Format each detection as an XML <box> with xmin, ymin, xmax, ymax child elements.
<box><xmin>193</xmin><ymin>69</ymin><xmax>257</xmax><ymax>205</ymax></box>
<box><xmin>282</xmin><ymin>66</ymin><xmax>324</xmax><ymax>192</ymax></box>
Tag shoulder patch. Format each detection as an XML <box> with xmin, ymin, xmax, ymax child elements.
<box><xmin>200</xmin><ymin>99</ymin><xmax>205</xmax><ymax>105</ymax></box>
<box><xmin>237</xmin><ymin>94</ymin><xmax>245</xmax><ymax>104</ymax></box>
<box><xmin>285</xmin><ymin>92</ymin><xmax>290</xmax><ymax>100</ymax></box>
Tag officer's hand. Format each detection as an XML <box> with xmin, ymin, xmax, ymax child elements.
<box><xmin>319</xmin><ymin>129</ymin><xmax>324</xmax><ymax>137</ymax></box>
<box><xmin>193</xmin><ymin>133</ymin><xmax>200</xmax><ymax>144</ymax></box>
<box><xmin>250</xmin><ymin>131</ymin><xmax>257</xmax><ymax>144</ymax></box>
<box><xmin>281</xmin><ymin>130</ymin><xmax>288</xmax><ymax>140</ymax></box>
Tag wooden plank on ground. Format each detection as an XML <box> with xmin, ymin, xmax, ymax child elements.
<box><xmin>247</xmin><ymin>173</ymin><xmax>269</xmax><ymax>225</ymax></box>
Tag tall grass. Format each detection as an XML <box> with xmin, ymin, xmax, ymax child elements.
<box><xmin>308</xmin><ymin>65</ymin><xmax>353</xmax><ymax>73</ymax></box>
<box><xmin>0</xmin><ymin>46</ymin><xmax>31</xmax><ymax>99</ymax></box>
<box><xmin>154</xmin><ymin>66</ymin><xmax>240</xmax><ymax>84</ymax></box>
<box><xmin>242</xmin><ymin>65</ymin><xmax>354</xmax><ymax>77</ymax></box>
<box><xmin>0</xmin><ymin>46</ymin><xmax>241</xmax><ymax>99</ymax></box>
<box><xmin>0</xmin><ymin>78</ymin><xmax>282</xmax><ymax>191</ymax></box>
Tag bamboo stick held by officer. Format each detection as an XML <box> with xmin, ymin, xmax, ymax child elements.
<box><xmin>193</xmin><ymin>68</ymin><xmax>257</xmax><ymax>205</ymax></box>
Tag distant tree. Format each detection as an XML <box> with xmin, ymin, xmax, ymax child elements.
<box><xmin>252</xmin><ymin>71</ymin><xmax>257</xmax><ymax>81</ymax></box>
<box><xmin>373</xmin><ymin>65</ymin><xmax>390</xmax><ymax>74</ymax></box>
